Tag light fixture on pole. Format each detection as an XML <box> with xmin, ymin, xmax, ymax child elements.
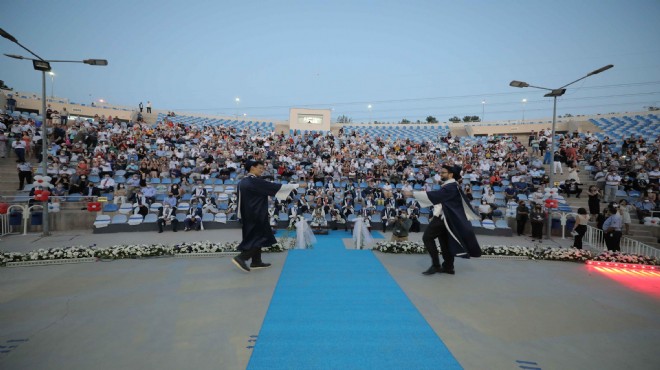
<box><xmin>235</xmin><ymin>97</ymin><xmax>240</xmax><ymax>118</ymax></box>
<box><xmin>522</xmin><ymin>98</ymin><xmax>527</xmax><ymax>123</ymax></box>
<box><xmin>2</xmin><ymin>27</ymin><xmax>108</xmax><ymax>237</ymax></box>
<box><xmin>367</xmin><ymin>104</ymin><xmax>372</xmax><ymax>123</ymax></box>
<box><xmin>481</xmin><ymin>100</ymin><xmax>486</xmax><ymax>122</ymax></box>
<box><xmin>48</xmin><ymin>71</ymin><xmax>55</xmax><ymax>98</ymax></box>
<box><xmin>509</xmin><ymin>64</ymin><xmax>614</xmax><ymax>238</ymax></box>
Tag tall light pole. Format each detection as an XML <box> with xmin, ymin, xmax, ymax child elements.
<box><xmin>48</xmin><ymin>71</ymin><xmax>55</xmax><ymax>98</ymax></box>
<box><xmin>510</xmin><ymin>64</ymin><xmax>614</xmax><ymax>238</ymax></box>
<box><xmin>235</xmin><ymin>97</ymin><xmax>240</xmax><ymax>118</ymax></box>
<box><xmin>522</xmin><ymin>98</ymin><xmax>527</xmax><ymax>123</ymax></box>
<box><xmin>481</xmin><ymin>100</ymin><xmax>486</xmax><ymax>122</ymax></box>
<box><xmin>367</xmin><ymin>104</ymin><xmax>372</xmax><ymax>123</ymax></box>
<box><xmin>1</xmin><ymin>27</ymin><xmax>108</xmax><ymax>237</ymax></box>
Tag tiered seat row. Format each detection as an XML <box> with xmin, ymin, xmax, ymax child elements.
<box><xmin>157</xmin><ymin>113</ymin><xmax>274</xmax><ymax>131</ymax></box>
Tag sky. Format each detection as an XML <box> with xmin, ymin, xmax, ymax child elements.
<box><xmin>1</xmin><ymin>0</ymin><xmax>659</xmax><ymax>124</ymax></box>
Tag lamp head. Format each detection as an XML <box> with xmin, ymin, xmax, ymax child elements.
<box><xmin>83</xmin><ymin>59</ymin><xmax>108</xmax><ymax>66</ymax></box>
<box><xmin>544</xmin><ymin>89</ymin><xmax>567</xmax><ymax>97</ymax></box>
<box><xmin>0</xmin><ymin>28</ymin><xmax>18</xmax><ymax>43</ymax></box>
<box><xmin>587</xmin><ymin>64</ymin><xmax>614</xmax><ymax>76</ymax></box>
<box><xmin>509</xmin><ymin>80</ymin><xmax>529</xmax><ymax>88</ymax></box>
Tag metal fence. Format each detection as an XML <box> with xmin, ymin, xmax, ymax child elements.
<box><xmin>583</xmin><ymin>224</ymin><xmax>660</xmax><ymax>259</ymax></box>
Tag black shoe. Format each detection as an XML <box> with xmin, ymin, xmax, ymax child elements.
<box><xmin>158</xmin><ymin>230</ymin><xmax>163</xmax><ymax>233</ymax></box>
<box><xmin>422</xmin><ymin>266</ymin><xmax>440</xmax><ymax>275</ymax></box>
<box><xmin>232</xmin><ymin>256</ymin><xmax>250</xmax><ymax>272</ymax></box>
<box><xmin>439</xmin><ymin>266</ymin><xmax>455</xmax><ymax>275</ymax></box>
<box><xmin>250</xmin><ymin>262</ymin><xmax>272</xmax><ymax>269</ymax></box>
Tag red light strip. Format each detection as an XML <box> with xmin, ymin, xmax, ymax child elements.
<box><xmin>586</xmin><ymin>260</ymin><xmax>658</xmax><ymax>270</ymax></box>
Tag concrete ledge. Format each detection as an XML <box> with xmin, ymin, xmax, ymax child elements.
<box><xmin>92</xmin><ymin>221</ymin><xmax>241</xmax><ymax>234</ymax></box>
<box><xmin>6</xmin><ymin>257</ymin><xmax>97</xmax><ymax>267</ymax></box>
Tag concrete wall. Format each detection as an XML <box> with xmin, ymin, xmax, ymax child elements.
<box><xmin>289</xmin><ymin>108</ymin><xmax>331</xmax><ymax>132</ymax></box>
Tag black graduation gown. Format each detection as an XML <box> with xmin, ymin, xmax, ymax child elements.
<box><xmin>236</xmin><ymin>175</ymin><xmax>291</xmax><ymax>251</ymax></box>
<box><xmin>415</xmin><ymin>180</ymin><xmax>482</xmax><ymax>257</ymax></box>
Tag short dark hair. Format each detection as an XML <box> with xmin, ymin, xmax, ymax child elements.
<box><xmin>245</xmin><ymin>160</ymin><xmax>264</xmax><ymax>172</ymax></box>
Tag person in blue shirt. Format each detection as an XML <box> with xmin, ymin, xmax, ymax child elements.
<box><xmin>602</xmin><ymin>204</ymin><xmax>623</xmax><ymax>251</ymax></box>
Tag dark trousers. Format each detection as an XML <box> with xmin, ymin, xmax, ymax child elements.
<box><xmin>516</xmin><ymin>217</ymin><xmax>527</xmax><ymax>236</ymax></box>
<box><xmin>422</xmin><ymin>216</ymin><xmax>454</xmax><ymax>269</ymax></box>
<box><xmin>238</xmin><ymin>248</ymin><xmax>264</xmax><ymax>264</ymax></box>
<box><xmin>573</xmin><ymin>224</ymin><xmax>587</xmax><ymax>249</ymax></box>
<box><xmin>604</xmin><ymin>230</ymin><xmax>622</xmax><ymax>251</ymax></box>
<box><xmin>531</xmin><ymin>221</ymin><xmax>543</xmax><ymax>239</ymax></box>
<box><xmin>157</xmin><ymin>218</ymin><xmax>178</xmax><ymax>232</ymax></box>
<box><xmin>15</xmin><ymin>147</ymin><xmax>25</xmax><ymax>162</ymax></box>
<box><xmin>19</xmin><ymin>170</ymin><xmax>32</xmax><ymax>189</ymax></box>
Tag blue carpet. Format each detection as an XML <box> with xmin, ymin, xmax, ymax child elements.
<box><xmin>248</xmin><ymin>231</ymin><xmax>461</xmax><ymax>370</ymax></box>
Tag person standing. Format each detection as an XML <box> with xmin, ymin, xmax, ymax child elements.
<box><xmin>602</xmin><ymin>204</ymin><xmax>623</xmax><ymax>251</ymax></box>
<box><xmin>12</xmin><ymin>137</ymin><xmax>26</xmax><ymax>162</ymax></box>
<box><xmin>515</xmin><ymin>200</ymin><xmax>529</xmax><ymax>236</ymax></box>
<box><xmin>587</xmin><ymin>185</ymin><xmax>602</xmax><ymax>221</ymax></box>
<box><xmin>571</xmin><ymin>208</ymin><xmax>589</xmax><ymax>249</ymax></box>
<box><xmin>232</xmin><ymin>160</ymin><xmax>299</xmax><ymax>273</ymax></box>
<box><xmin>413</xmin><ymin>164</ymin><xmax>481</xmax><ymax>276</ymax></box>
<box><xmin>530</xmin><ymin>204</ymin><xmax>545</xmax><ymax>241</ymax></box>
<box><xmin>139</xmin><ymin>102</ymin><xmax>143</xmax><ymax>113</ymax></box>
<box><xmin>17</xmin><ymin>159</ymin><xmax>33</xmax><ymax>190</ymax></box>
<box><xmin>604</xmin><ymin>170</ymin><xmax>621</xmax><ymax>203</ymax></box>
<box><xmin>146</xmin><ymin>101</ymin><xmax>152</xmax><ymax>113</ymax></box>
<box><xmin>0</xmin><ymin>130</ymin><xmax>7</xmax><ymax>158</ymax></box>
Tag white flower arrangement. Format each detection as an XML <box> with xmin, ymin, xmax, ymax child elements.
<box><xmin>374</xmin><ymin>241</ymin><xmax>658</xmax><ymax>265</ymax></box>
<box><xmin>1</xmin><ymin>237</ymin><xmax>296</xmax><ymax>266</ymax></box>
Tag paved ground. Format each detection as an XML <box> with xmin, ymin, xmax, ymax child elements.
<box><xmin>1</xmin><ymin>229</ymin><xmax>659</xmax><ymax>369</ymax></box>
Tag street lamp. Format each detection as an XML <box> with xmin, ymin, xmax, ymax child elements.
<box><xmin>481</xmin><ymin>100</ymin><xmax>486</xmax><ymax>122</ymax></box>
<box><xmin>235</xmin><ymin>97</ymin><xmax>240</xmax><ymax>118</ymax></box>
<box><xmin>2</xmin><ymin>27</ymin><xmax>108</xmax><ymax>237</ymax></box>
<box><xmin>48</xmin><ymin>71</ymin><xmax>55</xmax><ymax>98</ymax></box>
<box><xmin>522</xmin><ymin>98</ymin><xmax>527</xmax><ymax>123</ymax></box>
<box><xmin>509</xmin><ymin>64</ymin><xmax>614</xmax><ymax>238</ymax></box>
<box><xmin>367</xmin><ymin>104</ymin><xmax>372</xmax><ymax>123</ymax></box>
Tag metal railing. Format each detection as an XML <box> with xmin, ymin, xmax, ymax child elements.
<box><xmin>583</xmin><ymin>224</ymin><xmax>660</xmax><ymax>258</ymax></box>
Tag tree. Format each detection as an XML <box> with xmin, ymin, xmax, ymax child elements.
<box><xmin>336</xmin><ymin>115</ymin><xmax>352</xmax><ymax>123</ymax></box>
<box><xmin>426</xmin><ymin>115</ymin><xmax>438</xmax><ymax>123</ymax></box>
<box><xmin>647</xmin><ymin>106</ymin><xmax>659</xmax><ymax>111</ymax></box>
<box><xmin>448</xmin><ymin>116</ymin><xmax>461</xmax><ymax>123</ymax></box>
<box><xmin>400</xmin><ymin>118</ymin><xmax>411</xmax><ymax>124</ymax></box>
<box><xmin>462</xmin><ymin>116</ymin><xmax>471</xmax><ymax>122</ymax></box>
<box><xmin>470</xmin><ymin>116</ymin><xmax>481</xmax><ymax>122</ymax></box>
<box><xmin>0</xmin><ymin>80</ymin><xmax>12</xmax><ymax>90</ymax></box>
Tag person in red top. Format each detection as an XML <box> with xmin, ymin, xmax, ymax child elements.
<box><xmin>489</xmin><ymin>171</ymin><xmax>502</xmax><ymax>187</ymax></box>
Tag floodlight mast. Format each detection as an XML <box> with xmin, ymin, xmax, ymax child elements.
<box><xmin>1</xmin><ymin>28</ymin><xmax>108</xmax><ymax>237</ymax></box>
<box><xmin>509</xmin><ymin>65</ymin><xmax>614</xmax><ymax>238</ymax></box>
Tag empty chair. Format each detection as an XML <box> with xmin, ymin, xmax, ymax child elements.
<box><xmin>118</xmin><ymin>203</ymin><xmax>134</xmax><ymax>214</ymax></box>
<box><xmin>103</xmin><ymin>203</ymin><xmax>119</xmax><ymax>212</ymax></box>
<box><xmin>143</xmin><ymin>214</ymin><xmax>158</xmax><ymax>223</ymax></box>
<box><xmin>93</xmin><ymin>215</ymin><xmax>111</xmax><ymax>228</ymax></box>
<box><xmin>111</xmin><ymin>214</ymin><xmax>127</xmax><ymax>224</ymax></box>
<box><xmin>202</xmin><ymin>213</ymin><xmax>214</xmax><ymax>222</ymax></box>
<box><xmin>177</xmin><ymin>202</ymin><xmax>190</xmax><ymax>213</ymax></box>
<box><xmin>470</xmin><ymin>219</ymin><xmax>482</xmax><ymax>228</ymax></box>
<box><xmin>215</xmin><ymin>213</ymin><xmax>227</xmax><ymax>223</ymax></box>
<box><xmin>495</xmin><ymin>220</ymin><xmax>509</xmax><ymax>229</ymax></box>
<box><xmin>176</xmin><ymin>213</ymin><xmax>186</xmax><ymax>222</ymax></box>
<box><xmin>128</xmin><ymin>214</ymin><xmax>143</xmax><ymax>225</ymax></box>
<box><xmin>149</xmin><ymin>202</ymin><xmax>163</xmax><ymax>213</ymax></box>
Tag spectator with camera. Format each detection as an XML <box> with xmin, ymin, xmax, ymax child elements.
<box><xmin>390</xmin><ymin>212</ymin><xmax>412</xmax><ymax>242</ymax></box>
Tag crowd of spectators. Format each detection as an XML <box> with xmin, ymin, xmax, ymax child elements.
<box><xmin>3</xmin><ymin>108</ymin><xmax>660</xmax><ymax>231</ymax></box>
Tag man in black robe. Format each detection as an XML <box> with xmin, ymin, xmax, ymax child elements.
<box><xmin>414</xmin><ymin>164</ymin><xmax>481</xmax><ymax>275</ymax></box>
<box><xmin>232</xmin><ymin>160</ymin><xmax>299</xmax><ymax>273</ymax></box>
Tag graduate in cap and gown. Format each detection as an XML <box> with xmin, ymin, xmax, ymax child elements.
<box><xmin>414</xmin><ymin>164</ymin><xmax>481</xmax><ymax>275</ymax></box>
<box><xmin>232</xmin><ymin>160</ymin><xmax>299</xmax><ymax>272</ymax></box>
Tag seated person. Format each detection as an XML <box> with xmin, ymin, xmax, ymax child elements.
<box><xmin>157</xmin><ymin>203</ymin><xmax>179</xmax><ymax>233</ymax></box>
<box><xmin>310</xmin><ymin>207</ymin><xmax>327</xmax><ymax>228</ymax></box>
<box><xmin>184</xmin><ymin>205</ymin><xmax>203</xmax><ymax>231</ymax></box>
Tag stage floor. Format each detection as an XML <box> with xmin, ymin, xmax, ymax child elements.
<box><xmin>1</xmin><ymin>230</ymin><xmax>659</xmax><ymax>369</ymax></box>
